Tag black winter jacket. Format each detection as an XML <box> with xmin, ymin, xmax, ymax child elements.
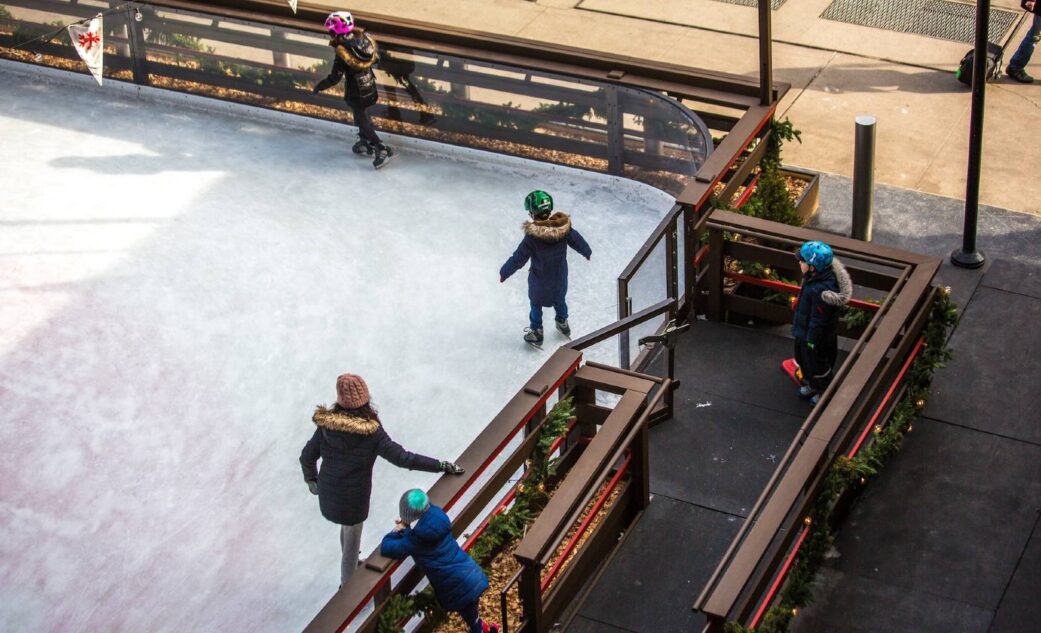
<box><xmin>300</xmin><ymin>405</ymin><xmax>441</xmax><ymax>526</ymax></box>
<box><xmin>791</xmin><ymin>266</ymin><xmax>840</xmax><ymax>345</ymax></box>
<box><xmin>314</xmin><ymin>32</ymin><xmax>380</xmax><ymax>108</ymax></box>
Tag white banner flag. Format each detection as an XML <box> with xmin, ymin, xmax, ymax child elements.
<box><xmin>288</xmin><ymin>0</ymin><xmax>298</xmax><ymax>13</ymax></box>
<box><xmin>68</xmin><ymin>13</ymin><xmax>104</xmax><ymax>86</ymax></box>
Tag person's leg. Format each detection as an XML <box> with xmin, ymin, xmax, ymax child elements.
<box><xmin>529</xmin><ymin>302</ymin><xmax>543</xmax><ymax>332</ymax></box>
<box><xmin>350</xmin><ymin>104</ymin><xmax>381</xmax><ymax>145</ymax></box>
<box><xmin>553</xmin><ymin>293</ymin><xmax>568</xmax><ymax>323</ymax></box>
<box><xmin>339</xmin><ymin>522</ymin><xmax>363</xmax><ymax>586</ymax></box>
<box><xmin>806</xmin><ymin>342</ymin><xmax>833</xmax><ymax>395</ymax></box>
<box><xmin>1008</xmin><ymin>14</ymin><xmax>1041</xmax><ymax>77</ymax></box>
<box><xmin>457</xmin><ymin>602</ymin><xmax>483</xmax><ymax>633</ymax></box>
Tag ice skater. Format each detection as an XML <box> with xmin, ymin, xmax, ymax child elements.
<box><xmin>499</xmin><ymin>190</ymin><xmax>591</xmax><ymax>349</ymax></box>
<box><xmin>381</xmin><ymin>489</ymin><xmax>499</xmax><ymax>633</ymax></box>
<box><xmin>300</xmin><ymin>373</ymin><xmax>465</xmax><ymax>587</ymax></box>
<box><xmin>788</xmin><ymin>241</ymin><xmax>850</xmax><ymax>405</ymax></box>
<box><xmin>312</xmin><ymin>11</ymin><xmax>394</xmax><ymax>169</ymax></box>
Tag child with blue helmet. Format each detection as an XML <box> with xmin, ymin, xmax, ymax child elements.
<box><xmin>381</xmin><ymin>490</ymin><xmax>499</xmax><ymax>633</ymax></box>
<box><xmin>792</xmin><ymin>240</ymin><xmax>849</xmax><ymax>404</ymax></box>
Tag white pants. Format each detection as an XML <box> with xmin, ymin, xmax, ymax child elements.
<box><xmin>340</xmin><ymin>522</ymin><xmax>364</xmax><ymax>586</ymax></box>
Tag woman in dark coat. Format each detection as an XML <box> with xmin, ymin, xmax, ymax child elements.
<box><xmin>300</xmin><ymin>373</ymin><xmax>464</xmax><ymax>586</ymax></box>
<box><xmin>381</xmin><ymin>489</ymin><xmax>497</xmax><ymax>633</ymax></box>
<box><xmin>312</xmin><ymin>11</ymin><xmax>394</xmax><ymax>169</ymax></box>
<box><xmin>499</xmin><ymin>190</ymin><xmax>592</xmax><ymax>347</ymax></box>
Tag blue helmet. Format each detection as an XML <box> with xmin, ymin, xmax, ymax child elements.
<box><xmin>799</xmin><ymin>241</ymin><xmax>833</xmax><ymax>270</ymax></box>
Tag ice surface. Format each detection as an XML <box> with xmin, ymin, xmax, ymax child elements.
<box><xmin>0</xmin><ymin>62</ymin><xmax>673</xmax><ymax>632</ymax></box>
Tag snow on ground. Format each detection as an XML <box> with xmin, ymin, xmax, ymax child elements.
<box><xmin>0</xmin><ymin>62</ymin><xmax>673</xmax><ymax>632</ymax></box>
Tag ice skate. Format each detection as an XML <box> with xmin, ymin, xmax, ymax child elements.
<box><xmin>554</xmin><ymin>317</ymin><xmax>571</xmax><ymax>338</ymax></box>
<box><xmin>352</xmin><ymin>139</ymin><xmax>374</xmax><ymax>156</ymax></box>
<box><xmin>523</xmin><ymin>328</ymin><xmax>544</xmax><ymax>350</ymax></box>
<box><xmin>373</xmin><ymin>143</ymin><xmax>395</xmax><ymax>169</ymax></box>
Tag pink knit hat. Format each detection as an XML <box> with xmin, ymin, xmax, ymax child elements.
<box><xmin>336</xmin><ymin>373</ymin><xmax>370</xmax><ymax>409</ymax></box>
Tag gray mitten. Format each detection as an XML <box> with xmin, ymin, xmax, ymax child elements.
<box><xmin>307</xmin><ymin>480</ymin><xmax>319</xmax><ymax>495</ymax></box>
<box><xmin>439</xmin><ymin>460</ymin><xmax>464</xmax><ymax>475</ymax></box>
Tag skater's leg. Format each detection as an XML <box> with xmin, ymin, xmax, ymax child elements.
<box><xmin>529</xmin><ymin>302</ymin><xmax>544</xmax><ymax>332</ymax></box>
<box><xmin>350</xmin><ymin>104</ymin><xmax>381</xmax><ymax>145</ymax></box>
<box><xmin>340</xmin><ymin>522</ymin><xmax>363</xmax><ymax>586</ymax></box>
<box><xmin>553</xmin><ymin>293</ymin><xmax>570</xmax><ymax>336</ymax></box>
<box><xmin>457</xmin><ymin>602</ymin><xmax>483</xmax><ymax>633</ymax></box>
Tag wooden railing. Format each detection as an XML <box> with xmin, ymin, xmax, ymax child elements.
<box><xmin>691</xmin><ymin>212</ymin><xmax>941</xmax><ymax>632</ymax></box>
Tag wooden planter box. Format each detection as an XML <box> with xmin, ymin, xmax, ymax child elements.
<box><xmin>780</xmin><ymin>165</ymin><xmax>821</xmax><ymax>226</ymax></box>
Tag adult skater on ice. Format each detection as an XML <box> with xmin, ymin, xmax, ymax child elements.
<box><xmin>499</xmin><ymin>190</ymin><xmax>591</xmax><ymax>349</ymax></box>
<box><xmin>312</xmin><ymin>11</ymin><xmax>394</xmax><ymax>169</ymax></box>
<box><xmin>382</xmin><ymin>489</ymin><xmax>500</xmax><ymax>633</ymax></box>
<box><xmin>300</xmin><ymin>373</ymin><xmax>465</xmax><ymax>586</ymax></box>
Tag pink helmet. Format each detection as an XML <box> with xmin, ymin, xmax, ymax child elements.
<box><xmin>324</xmin><ymin>11</ymin><xmax>354</xmax><ymax>36</ymax></box>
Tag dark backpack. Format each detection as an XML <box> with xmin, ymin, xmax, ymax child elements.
<box><xmin>956</xmin><ymin>42</ymin><xmax>1004</xmax><ymax>85</ymax></box>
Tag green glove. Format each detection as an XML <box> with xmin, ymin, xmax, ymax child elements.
<box><xmin>806</xmin><ymin>340</ymin><xmax>815</xmax><ymax>350</ymax></box>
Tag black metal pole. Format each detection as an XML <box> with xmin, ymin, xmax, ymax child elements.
<box><xmin>759</xmin><ymin>0</ymin><xmax>773</xmax><ymax>105</ymax></box>
<box><xmin>952</xmin><ymin>0</ymin><xmax>988</xmax><ymax>268</ymax></box>
<box><xmin>852</xmin><ymin>115</ymin><xmax>876</xmax><ymax>241</ymax></box>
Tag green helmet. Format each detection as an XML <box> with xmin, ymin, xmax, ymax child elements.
<box><xmin>524</xmin><ymin>190</ymin><xmax>553</xmax><ymax>218</ymax></box>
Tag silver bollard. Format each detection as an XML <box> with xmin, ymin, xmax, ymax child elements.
<box><xmin>852</xmin><ymin>115</ymin><xmax>876</xmax><ymax>242</ymax></box>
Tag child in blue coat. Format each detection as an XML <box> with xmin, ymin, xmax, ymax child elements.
<box><xmin>792</xmin><ymin>241</ymin><xmax>842</xmax><ymax>405</ymax></box>
<box><xmin>381</xmin><ymin>490</ymin><xmax>498</xmax><ymax>633</ymax></box>
<box><xmin>500</xmin><ymin>190</ymin><xmax>592</xmax><ymax>347</ymax></box>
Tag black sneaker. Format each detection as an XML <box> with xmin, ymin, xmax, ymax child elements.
<box><xmin>352</xmin><ymin>139</ymin><xmax>374</xmax><ymax>155</ymax></box>
<box><xmin>1007</xmin><ymin>66</ymin><xmax>1034</xmax><ymax>83</ymax></box>
<box><xmin>554</xmin><ymin>317</ymin><xmax>570</xmax><ymax>337</ymax></box>
<box><xmin>373</xmin><ymin>143</ymin><xmax>395</xmax><ymax>169</ymax></box>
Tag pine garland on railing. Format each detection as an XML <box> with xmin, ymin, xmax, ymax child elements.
<box><xmin>724</xmin><ymin>288</ymin><xmax>958</xmax><ymax>633</ymax></box>
<box><xmin>376</xmin><ymin>397</ymin><xmax>576</xmax><ymax>633</ymax></box>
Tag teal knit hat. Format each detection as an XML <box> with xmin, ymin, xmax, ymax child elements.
<box><xmin>399</xmin><ymin>489</ymin><xmax>430</xmax><ymax>524</ymax></box>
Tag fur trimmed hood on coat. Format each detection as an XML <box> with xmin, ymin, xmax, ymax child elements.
<box><xmin>821</xmin><ymin>257</ymin><xmax>852</xmax><ymax>307</ymax></box>
<box><xmin>523</xmin><ymin>212</ymin><xmax>571</xmax><ymax>242</ymax></box>
<box><xmin>312</xmin><ymin>405</ymin><xmax>380</xmax><ymax>435</ymax></box>
<box><xmin>332</xmin><ymin>31</ymin><xmax>378</xmax><ymax>70</ymax></box>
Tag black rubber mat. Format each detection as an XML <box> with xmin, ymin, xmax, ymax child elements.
<box><xmin>573</xmin><ymin>496</ymin><xmax>740</xmax><ymax>633</ymax></box>
<box><xmin>650</xmin><ymin>385</ymin><xmax>803</xmax><ymax>517</ymax></box>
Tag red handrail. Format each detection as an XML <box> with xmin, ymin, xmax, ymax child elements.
<box><xmin>727</xmin><ymin>272</ymin><xmax>882</xmax><ymax>313</ymax></box>
<box><xmin>748</xmin><ymin>521</ymin><xmax>811</xmax><ymax>629</ymax></box>
<box><xmin>847</xmin><ymin>337</ymin><xmax>925</xmax><ymax>458</ymax></box>
<box><xmin>733</xmin><ymin>173</ymin><xmax>762</xmax><ymax>209</ymax></box>
<box><xmin>539</xmin><ymin>454</ymin><xmax>633</xmax><ymax>592</ymax></box>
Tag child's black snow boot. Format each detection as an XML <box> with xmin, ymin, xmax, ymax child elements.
<box><xmin>373</xmin><ymin>143</ymin><xmax>395</xmax><ymax>169</ymax></box>
<box><xmin>555</xmin><ymin>318</ymin><xmax>570</xmax><ymax>337</ymax></box>
<box><xmin>352</xmin><ymin>139</ymin><xmax>374</xmax><ymax>155</ymax></box>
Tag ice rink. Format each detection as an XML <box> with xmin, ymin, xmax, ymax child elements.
<box><xmin>0</xmin><ymin>61</ymin><xmax>673</xmax><ymax>631</ymax></box>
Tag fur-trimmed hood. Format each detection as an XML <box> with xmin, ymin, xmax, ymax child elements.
<box><xmin>821</xmin><ymin>257</ymin><xmax>852</xmax><ymax>306</ymax></box>
<box><xmin>312</xmin><ymin>405</ymin><xmax>380</xmax><ymax>435</ymax></box>
<box><xmin>523</xmin><ymin>212</ymin><xmax>571</xmax><ymax>242</ymax></box>
<box><xmin>332</xmin><ymin>31</ymin><xmax>378</xmax><ymax>70</ymax></box>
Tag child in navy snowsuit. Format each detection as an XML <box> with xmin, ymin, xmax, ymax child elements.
<box><xmin>499</xmin><ymin>190</ymin><xmax>591</xmax><ymax>347</ymax></box>
<box><xmin>792</xmin><ymin>241</ymin><xmax>844</xmax><ymax>404</ymax></box>
<box><xmin>381</xmin><ymin>490</ymin><xmax>498</xmax><ymax>633</ymax></box>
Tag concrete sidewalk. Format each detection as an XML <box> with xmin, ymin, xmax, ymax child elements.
<box><xmin>331</xmin><ymin>0</ymin><xmax>1041</xmax><ymax>216</ymax></box>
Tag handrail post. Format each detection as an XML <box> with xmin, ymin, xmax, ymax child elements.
<box><xmin>605</xmin><ymin>85</ymin><xmax>625</xmax><ymax>175</ymax></box>
<box><xmin>630</xmin><ymin>418</ymin><xmax>651</xmax><ymax>513</ymax></box>
<box><xmin>707</xmin><ymin>225</ymin><xmax>724</xmax><ymax>321</ymax></box>
<box><xmin>618</xmin><ymin>279</ymin><xmax>631</xmax><ymax>369</ymax></box>
<box><xmin>516</xmin><ymin>558</ymin><xmax>545</xmax><ymax>633</ymax></box>
<box><xmin>126</xmin><ymin>4</ymin><xmax>150</xmax><ymax>85</ymax></box>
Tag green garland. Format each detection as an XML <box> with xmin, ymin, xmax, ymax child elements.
<box><xmin>725</xmin><ymin>288</ymin><xmax>958</xmax><ymax>633</ymax></box>
<box><xmin>740</xmin><ymin>118</ymin><xmax>803</xmax><ymax>226</ymax></box>
<box><xmin>377</xmin><ymin>397</ymin><xmax>576</xmax><ymax>633</ymax></box>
